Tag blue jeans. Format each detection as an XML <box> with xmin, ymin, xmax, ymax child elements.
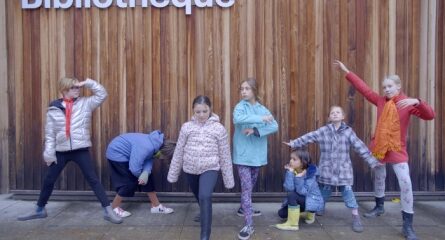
<box><xmin>319</xmin><ymin>184</ymin><xmax>358</xmax><ymax>209</ymax></box>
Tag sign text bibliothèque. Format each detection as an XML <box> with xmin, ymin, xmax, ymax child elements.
<box><xmin>22</xmin><ymin>0</ymin><xmax>236</xmax><ymax>15</ymax></box>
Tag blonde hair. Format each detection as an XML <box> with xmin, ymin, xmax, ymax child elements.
<box><xmin>241</xmin><ymin>78</ymin><xmax>260</xmax><ymax>101</ymax></box>
<box><xmin>383</xmin><ymin>75</ymin><xmax>401</xmax><ymax>85</ymax></box>
<box><xmin>58</xmin><ymin>77</ymin><xmax>79</xmax><ymax>93</ymax></box>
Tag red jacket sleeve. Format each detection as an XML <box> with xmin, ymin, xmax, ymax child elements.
<box><xmin>411</xmin><ymin>99</ymin><xmax>435</xmax><ymax>120</ymax></box>
<box><xmin>345</xmin><ymin>72</ymin><xmax>380</xmax><ymax>105</ymax></box>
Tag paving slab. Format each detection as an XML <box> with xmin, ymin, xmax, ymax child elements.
<box><xmin>1</xmin><ymin>194</ymin><xmax>444</xmax><ymax>240</ymax></box>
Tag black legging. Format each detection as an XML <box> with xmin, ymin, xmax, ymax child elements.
<box><xmin>186</xmin><ymin>171</ymin><xmax>218</xmax><ymax>240</ymax></box>
<box><xmin>278</xmin><ymin>191</ymin><xmax>306</xmax><ymax>219</ymax></box>
<box><xmin>37</xmin><ymin>148</ymin><xmax>110</xmax><ymax>208</ymax></box>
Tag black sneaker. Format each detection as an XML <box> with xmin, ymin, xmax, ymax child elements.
<box><xmin>238</xmin><ymin>225</ymin><xmax>254</xmax><ymax>240</ymax></box>
<box><xmin>237</xmin><ymin>207</ymin><xmax>262</xmax><ymax>217</ymax></box>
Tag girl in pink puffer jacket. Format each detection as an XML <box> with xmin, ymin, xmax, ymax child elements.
<box><xmin>168</xmin><ymin>95</ymin><xmax>234</xmax><ymax>240</ymax></box>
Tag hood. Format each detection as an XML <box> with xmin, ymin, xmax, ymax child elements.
<box><xmin>305</xmin><ymin>164</ymin><xmax>318</xmax><ymax>179</ymax></box>
<box><xmin>147</xmin><ymin>130</ymin><xmax>164</xmax><ymax>151</ymax></box>
<box><xmin>191</xmin><ymin>113</ymin><xmax>220</xmax><ymax>124</ymax></box>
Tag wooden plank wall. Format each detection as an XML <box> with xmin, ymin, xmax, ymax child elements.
<box><xmin>4</xmin><ymin>0</ymin><xmax>444</xmax><ymax>193</ymax></box>
<box><xmin>0</xmin><ymin>0</ymin><xmax>8</xmax><ymax>193</ymax></box>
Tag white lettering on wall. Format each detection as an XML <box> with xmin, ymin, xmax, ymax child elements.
<box><xmin>117</xmin><ymin>0</ymin><xmax>136</xmax><ymax>8</ymax></box>
<box><xmin>195</xmin><ymin>0</ymin><xmax>212</xmax><ymax>8</ymax></box>
<box><xmin>22</xmin><ymin>0</ymin><xmax>42</xmax><ymax>9</ymax></box>
<box><xmin>150</xmin><ymin>0</ymin><xmax>169</xmax><ymax>8</ymax></box>
<box><xmin>54</xmin><ymin>0</ymin><xmax>73</xmax><ymax>9</ymax></box>
<box><xmin>215</xmin><ymin>0</ymin><xmax>235</xmax><ymax>8</ymax></box>
<box><xmin>171</xmin><ymin>0</ymin><xmax>191</xmax><ymax>15</ymax></box>
<box><xmin>22</xmin><ymin>0</ymin><xmax>237</xmax><ymax>14</ymax></box>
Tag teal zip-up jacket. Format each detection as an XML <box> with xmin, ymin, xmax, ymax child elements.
<box><xmin>232</xmin><ymin>100</ymin><xmax>278</xmax><ymax>166</ymax></box>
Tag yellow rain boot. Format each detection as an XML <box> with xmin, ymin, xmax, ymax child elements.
<box><xmin>275</xmin><ymin>205</ymin><xmax>300</xmax><ymax>231</ymax></box>
<box><xmin>305</xmin><ymin>212</ymin><xmax>315</xmax><ymax>224</ymax></box>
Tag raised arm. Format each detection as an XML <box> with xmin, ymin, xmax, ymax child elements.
<box><xmin>286</xmin><ymin>128</ymin><xmax>322</xmax><ymax>149</ymax></box>
<box><xmin>334</xmin><ymin>60</ymin><xmax>380</xmax><ymax>105</ymax></box>
<box><xmin>81</xmin><ymin>78</ymin><xmax>108</xmax><ymax>110</ymax></box>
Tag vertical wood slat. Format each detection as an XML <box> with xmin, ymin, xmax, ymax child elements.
<box><xmin>3</xmin><ymin>1</ymin><xmax>443</xmax><ymax>193</ymax></box>
<box><xmin>0</xmin><ymin>0</ymin><xmax>8</xmax><ymax>192</ymax></box>
<box><xmin>426</xmin><ymin>0</ymin><xmax>436</xmax><ymax>191</ymax></box>
<box><xmin>436</xmin><ymin>0</ymin><xmax>445</xmax><ymax>191</ymax></box>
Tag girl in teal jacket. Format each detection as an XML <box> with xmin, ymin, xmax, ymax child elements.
<box><xmin>233</xmin><ymin>78</ymin><xmax>278</xmax><ymax>240</ymax></box>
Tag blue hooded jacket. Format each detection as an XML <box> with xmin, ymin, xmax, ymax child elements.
<box><xmin>106</xmin><ymin>130</ymin><xmax>164</xmax><ymax>178</ymax></box>
<box><xmin>283</xmin><ymin>164</ymin><xmax>324</xmax><ymax>212</ymax></box>
<box><xmin>232</xmin><ymin>100</ymin><xmax>278</xmax><ymax>166</ymax></box>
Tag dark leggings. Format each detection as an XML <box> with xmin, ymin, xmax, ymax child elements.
<box><xmin>278</xmin><ymin>191</ymin><xmax>306</xmax><ymax>219</ymax></box>
<box><xmin>186</xmin><ymin>171</ymin><xmax>218</xmax><ymax>240</ymax></box>
<box><xmin>37</xmin><ymin>148</ymin><xmax>110</xmax><ymax>208</ymax></box>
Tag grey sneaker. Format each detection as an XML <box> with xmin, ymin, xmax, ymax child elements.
<box><xmin>237</xmin><ymin>207</ymin><xmax>262</xmax><ymax>217</ymax></box>
<box><xmin>238</xmin><ymin>225</ymin><xmax>254</xmax><ymax>240</ymax></box>
<box><xmin>17</xmin><ymin>207</ymin><xmax>48</xmax><ymax>221</ymax></box>
<box><xmin>104</xmin><ymin>206</ymin><xmax>123</xmax><ymax>224</ymax></box>
<box><xmin>352</xmin><ymin>214</ymin><xmax>364</xmax><ymax>233</ymax></box>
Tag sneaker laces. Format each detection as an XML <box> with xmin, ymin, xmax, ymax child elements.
<box><xmin>114</xmin><ymin>207</ymin><xmax>126</xmax><ymax>217</ymax></box>
<box><xmin>240</xmin><ymin>225</ymin><xmax>252</xmax><ymax>234</ymax></box>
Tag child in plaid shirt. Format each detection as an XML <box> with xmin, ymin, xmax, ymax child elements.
<box><xmin>284</xmin><ymin>106</ymin><xmax>381</xmax><ymax>233</ymax></box>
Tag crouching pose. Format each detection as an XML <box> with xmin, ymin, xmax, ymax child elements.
<box><xmin>106</xmin><ymin>130</ymin><xmax>176</xmax><ymax>217</ymax></box>
<box><xmin>275</xmin><ymin>149</ymin><xmax>324</xmax><ymax>231</ymax></box>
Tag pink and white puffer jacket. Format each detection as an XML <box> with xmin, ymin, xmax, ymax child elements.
<box><xmin>167</xmin><ymin>113</ymin><xmax>234</xmax><ymax>189</ymax></box>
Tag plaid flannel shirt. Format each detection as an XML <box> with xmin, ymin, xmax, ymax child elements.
<box><xmin>290</xmin><ymin>122</ymin><xmax>378</xmax><ymax>186</ymax></box>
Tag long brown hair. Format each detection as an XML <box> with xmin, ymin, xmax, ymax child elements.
<box><xmin>241</xmin><ymin>78</ymin><xmax>260</xmax><ymax>101</ymax></box>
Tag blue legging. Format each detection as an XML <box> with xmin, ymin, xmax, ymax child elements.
<box><xmin>186</xmin><ymin>170</ymin><xmax>218</xmax><ymax>240</ymax></box>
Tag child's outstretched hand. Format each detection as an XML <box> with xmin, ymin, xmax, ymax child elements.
<box><xmin>333</xmin><ymin>60</ymin><xmax>350</xmax><ymax>74</ymax></box>
<box><xmin>282</xmin><ymin>141</ymin><xmax>292</xmax><ymax>147</ymax></box>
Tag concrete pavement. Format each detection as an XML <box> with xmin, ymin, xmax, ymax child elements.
<box><xmin>0</xmin><ymin>194</ymin><xmax>444</xmax><ymax>240</ymax></box>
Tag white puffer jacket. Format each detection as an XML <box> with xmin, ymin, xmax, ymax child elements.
<box><xmin>43</xmin><ymin>79</ymin><xmax>107</xmax><ymax>165</ymax></box>
<box><xmin>167</xmin><ymin>113</ymin><xmax>235</xmax><ymax>189</ymax></box>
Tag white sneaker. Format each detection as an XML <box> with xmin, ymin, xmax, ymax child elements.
<box><xmin>113</xmin><ymin>207</ymin><xmax>132</xmax><ymax>218</ymax></box>
<box><xmin>150</xmin><ymin>204</ymin><xmax>174</xmax><ymax>214</ymax></box>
